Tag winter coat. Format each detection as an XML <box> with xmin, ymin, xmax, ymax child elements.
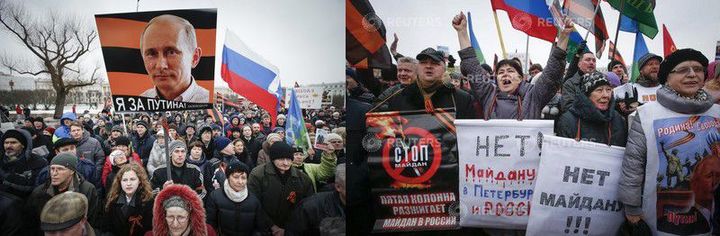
<box><xmin>461</xmin><ymin>45</ymin><xmax>567</xmax><ymax>119</ymax></box>
<box><xmin>131</xmin><ymin>131</ymin><xmax>155</xmax><ymax>164</ymax></box>
<box><xmin>618</xmin><ymin>86</ymin><xmax>719</xmax><ymax>226</ymax></box>
<box><xmin>248</xmin><ymin>163</ymin><xmax>315</xmax><ymax>227</ymax></box>
<box><xmin>101</xmin><ymin>152</ymin><xmax>142</xmax><ymax>187</ymax></box>
<box><xmin>555</xmin><ymin>94</ymin><xmax>627</xmax><ymax>146</ymax></box>
<box><xmin>0</xmin><ymin>129</ymin><xmax>47</xmax><ymax>199</ymax></box>
<box><xmin>145</xmin><ymin>184</ymin><xmax>216</xmax><ymax>236</ymax></box>
<box><xmin>0</xmin><ymin>190</ymin><xmax>25</xmax><ymax>235</ymax></box>
<box><xmin>205</xmin><ymin>185</ymin><xmax>272</xmax><ymax>235</ymax></box>
<box><xmin>202</xmin><ymin>153</ymin><xmax>238</xmax><ymax>196</ymax></box>
<box><xmin>151</xmin><ymin>163</ymin><xmax>206</xmax><ymax>199</ymax></box>
<box><xmin>561</xmin><ymin>72</ymin><xmax>585</xmax><ymax>113</ymax></box>
<box><xmin>376</xmin><ymin>81</ymin><xmax>477</xmax><ymax>119</ymax></box>
<box><xmin>241</xmin><ymin>136</ymin><xmax>262</xmax><ymax>165</ymax></box>
<box><xmin>101</xmin><ymin>193</ymin><xmax>154</xmax><ymax>236</ymax></box>
<box><xmin>76</xmin><ymin>130</ymin><xmax>105</xmax><ymax>186</ymax></box>
<box><xmin>256</xmin><ymin>139</ymin><xmax>274</xmax><ymax>167</ymax></box>
<box><xmin>286</xmin><ymin>191</ymin><xmax>345</xmax><ymax>236</ymax></box>
<box><xmin>298</xmin><ymin>151</ymin><xmax>337</xmax><ymax>191</ymax></box>
<box><xmin>346</xmin><ymin>96</ymin><xmax>372</xmax><ymax>166</ymax></box>
<box><xmin>27</xmin><ymin>173</ymin><xmax>99</xmax><ymax>235</ymax></box>
<box><xmin>52</xmin><ymin>112</ymin><xmax>76</xmax><ymax>142</ymax></box>
<box><xmin>147</xmin><ymin>140</ymin><xmax>167</xmax><ymax>177</ymax></box>
<box><xmin>235</xmin><ymin>150</ymin><xmax>255</xmax><ymax>170</ymax></box>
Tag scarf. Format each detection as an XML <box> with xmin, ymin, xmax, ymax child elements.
<box><xmin>223</xmin><ymin>180</ymin><xmax>248</xmax><ymax>203</ymax></box>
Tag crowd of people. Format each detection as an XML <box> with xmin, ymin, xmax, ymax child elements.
<box><xmin>346</xmin><ymin>13</ymin><xmax>720</xmax><ymax>235</ymax></box>
<box><xmin>0</xmin><ymin>101</ymin><xmax>347</xmax><ymax>235</ymax></box>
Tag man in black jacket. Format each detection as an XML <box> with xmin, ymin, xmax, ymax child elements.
<box><xmin>151</xmin><ymin>140</ymin><xmax>205</xmax><ymax>198</ymax></box>
<box><xmin>286</xmin><ymin>163</ymin><xmax>346</xmax><ymax>236</ymax></box>
<box><xmin>378</xmin><ymin>47</ymin><xmax>477</xmax><ymax>119</ymax></box>
<box><xmin>0</xmin><ymin>129</ymin><xmax>47</xmax><ymax>199</ymax></box>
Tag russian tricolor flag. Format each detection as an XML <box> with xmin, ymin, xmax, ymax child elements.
<box><xmin>221</xmin><ymin>30</ymin><xmax>282</xmax><ymax>125</ymax></box>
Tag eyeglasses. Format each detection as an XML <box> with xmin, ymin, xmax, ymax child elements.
<box><xmin>670</xmin><ymin>66</ymin><xmax>705</xmax><ymax>76</ymax></box>
<box><xmin>166</xmin><ymin>215</ymin><xmax>188</xmax><ymax>223</ymax></box>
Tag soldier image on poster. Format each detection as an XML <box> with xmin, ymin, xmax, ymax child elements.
<box><xmin>654</xmin><ymin>117</ymin><xmax>720</xmax><ymax>234</ymax></box>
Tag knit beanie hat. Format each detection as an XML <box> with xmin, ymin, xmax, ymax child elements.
<box><xmin>50</xmin><ymin>153</ymin><xmax>79</xmax><ymax>172</ymax></box>
<box><xmin>658</xmin><ymin>48</ymin><xmax>709</xmax><ymax>84</ymax></box>
<box><xmin>114</xmin><ymin>136</ymin><xmax>131</xmax><ymax>147</ymax></box>
<box><xmin>2</xmin><ymin>129</ymin><xmax>28</xmax><ymax>149</ymax></box>
<box><xmin>168</xmin><ymin>140</ymin><xmax>186</xmax><ymax>152</ymax></box>
<box><xmin>213</xmin><ymin>136</ymin><xmax>232</xmax><ymax>151</ymax></box>
<box><xmin>162</xmin><ymin>195</ymin><xmax>191</xmax><ymax>212</ymax></box>
<box><xmin>637</xmin><ymin>53</ymin><xmax>663</xmax><ymax>71</ymax></box>
<box><xmin>268</xmin><ymin>141</ymin><xmax>293</xmax><ymax>161</ymax></box>
<box><xmin>582</xmin><ymin>71</ymin><xmax>611</xmax><ymax>95</ymax></box>
<box><xmin>109</xmin><ymin>150</ymin><xmax>126</xmax><ymax>166</ymax></box>
<box><xmin>225</xmin><ymin>161</ymin><xmax>250</xmax><ymax>177</ymax></box>
<box><xmin>605</xmin><ymin>72</ymin><xmax>621</xmax><ymax>87</ymax></box>
<box><xmin>607</xmin><ymin>60</ymin><xmax>626</xmax><ymax>72</ymax></box>
<box><xmin>111</xmin><ymin>125</ymin><xmax>123</xmax><ymax>133</ymax></box>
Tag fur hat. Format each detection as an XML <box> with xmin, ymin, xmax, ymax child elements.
<box><xmin>268</xmin><ymin>141</ymin><xmax>293</xmax><ymax>161</ymax></box>
<box><xmin>658</xmin><ymin>48</ymin><xmax>709</xmax><ymax>84</ymax></box>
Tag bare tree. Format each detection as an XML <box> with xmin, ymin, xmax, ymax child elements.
<box><xmin>0</xmin><ymin>1</ymin><xmax>100</xmax><ymax>118</ymax></box>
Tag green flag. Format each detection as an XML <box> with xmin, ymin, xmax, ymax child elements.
<box><xmin>606</xmin><ymin>0</ymin><xmax>658</xmax><ymax>38</ymax></box>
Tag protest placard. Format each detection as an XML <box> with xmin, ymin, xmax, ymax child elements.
<box><xmin>367</xmin><ymin>109</ymin><xmax>459</xmax><ymax>232</ymax></box>
<box><xmin>455</xmin><ymin>119</ymin><xmax>553</xmax><ymax>229</ymax></box>
<box><xmin>526</xmin><ymin>135</ymin><xmax>625</xmax><ymax>236</ymax></box>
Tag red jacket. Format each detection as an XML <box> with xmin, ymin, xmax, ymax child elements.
<box><xmin>101</xmin><ymin>152</ymin><xmax>142</xmax><ymax>187</ymax></box>
<box><xmin>145</xmin><ymin>185</ymin><xmax>217</xmax><ymax>236</ymax></box>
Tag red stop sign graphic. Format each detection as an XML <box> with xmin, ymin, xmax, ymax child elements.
<box><xmin>381</xmin><ymin>127</ymin><xmax>442</xmax><ymax>184</ymax></box>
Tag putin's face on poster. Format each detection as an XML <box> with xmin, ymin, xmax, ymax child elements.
<box><xmin>139</xmin><ymin>14</ymin><xmax>209</xmax><ymax>103</ymax></box>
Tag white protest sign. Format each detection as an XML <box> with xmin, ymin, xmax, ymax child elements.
<box><xmin>455</xmin><ymin>119</ymin><xmax>553</xmax><ymax>229</ymax></box>
<box><xmin>526</xmin><ymin>135</ymin><xmax>626</xmax><ymax>236</ymax></box>
<box><xmin>286</xmin><ymin>87</ymin><xmax>323</xmax><ymax>109</ymax></box>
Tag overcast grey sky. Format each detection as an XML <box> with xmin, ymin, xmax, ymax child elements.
<box><xmin>371</xmin><ymin>0</ymin><xmax>720</xmax><ymax>69</ymax></box>
<box><xmin>0</xmin><ymin>0</ymin><xmax>344</xmax><ymax>87</ymax></box>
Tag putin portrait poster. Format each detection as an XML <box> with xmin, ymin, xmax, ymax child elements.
<box><xmin>95</xmin><ymin>9</ymin><xmax>216</xmax><ymax>112</ymax></box>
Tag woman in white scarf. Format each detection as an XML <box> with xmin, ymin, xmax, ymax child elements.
<box><xmin>205</xmin><ymin>161</ymin><xmax>272</xmax><ymax>235</ymax></box>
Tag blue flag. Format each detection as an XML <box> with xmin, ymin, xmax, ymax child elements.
<box><xmin>630</xmin><ymin>32</ymin><xmax>649</xmax><ymax>82</ymax></box>
<box><xmin>285</xmin><ymin>88</ymin><xmax>309</xmax><ymax>150</ymax></box>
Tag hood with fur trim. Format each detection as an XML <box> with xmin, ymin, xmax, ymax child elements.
<box><xmin>151</xmin><ymin>185</ymin><xmax>208</xmax><ymax>236</ymax></box>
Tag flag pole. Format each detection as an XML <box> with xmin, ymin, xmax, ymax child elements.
<box><xmin>610</xmin><ymin>0</ymin><xmax>625</xmax><ymax>61</ymax></box>
<box><xmin>524</xmin><ymin>35</ymin><xmax>530</xmax><ymax>74</ymax></box>
<box><xmin>492</xmin><ymin>10</ymin><xmax>508</xmax><ymax>59</ymax></box>
<box><xmin>583</xmin><ymin>1</ymin><xmax>602</xmax><ymax>41</ymax></box>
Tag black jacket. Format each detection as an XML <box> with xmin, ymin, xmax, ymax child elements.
<box><xmin>379</xmin><ymin>82</ymin><xmax>477</xmax><ymax>119</ymax></box>
<box><xmin>556</xmin><ymin>94</ymin><xmax>628</xmax><ymax>147</ymax></box>
<box><xmin>0</xmin><ymin>191</ymin><xmax>24</xmax><ymax>235</ymax></box>
<box><xmin>131</xmin><ymin>132</ymin><xmax>155</xmax><ymax>164</ymax></box>
<box><xmin>206</xmin><ymin>185</ymin><xmax>272</xmax><ymax>235</ymax></box>
<box><xmin>101</xmin><ymin>193</ymin><xmax>154</xmax><ymax>236</ymax></box>
<box><xmin>27</xmin><ymin>174</ymin><xmax>99</xmax><ymax>235</ymax></box>
<box><xmin>151</xmin><ymin>163</ymin><xmax>205</xmax><ymax>198</ymax></box>
<box><xmin>0</xmin><ymin>129</ymin><xmax>47</xmax><ymax>199</ymax></box>
<box><xmin>286</xmin><ymin>191</ymin><xmax>345</xmax><ymax>236</ymax></box>
<box><xmin>248</xmin><ymin>163</ymin><xmax>315</xmax><ymax>228</ymax></box>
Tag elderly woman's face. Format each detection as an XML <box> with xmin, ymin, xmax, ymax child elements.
<box><xmin>666</xmin><ymin>61</ymin><xmax>705</xmax><ymax>97</ymax></box>
<box><xmin>165</xmin><ymin>206</ymin><xmax>190</xmax><ymax>236</ymax></box>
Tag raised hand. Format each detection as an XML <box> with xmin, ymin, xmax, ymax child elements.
<box><xmin>556</xmin><ymin>17</ymin><xmax>574</xmax><ymax>51</ymax></box>
<box><xmin>390</xmin><ymin>33</ymin><xmax>399</xmax><ymax>56</ymax></box>
<box><xmin>452</xmin><ymin>11</ymin><xmax>467</xmax><ymax>32</ymax></box>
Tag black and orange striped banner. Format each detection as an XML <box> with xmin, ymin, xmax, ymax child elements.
<box><xmin>95</xmin><ymin>9</ymin><xmax>217</xmax><ymax>112</ymax></box>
